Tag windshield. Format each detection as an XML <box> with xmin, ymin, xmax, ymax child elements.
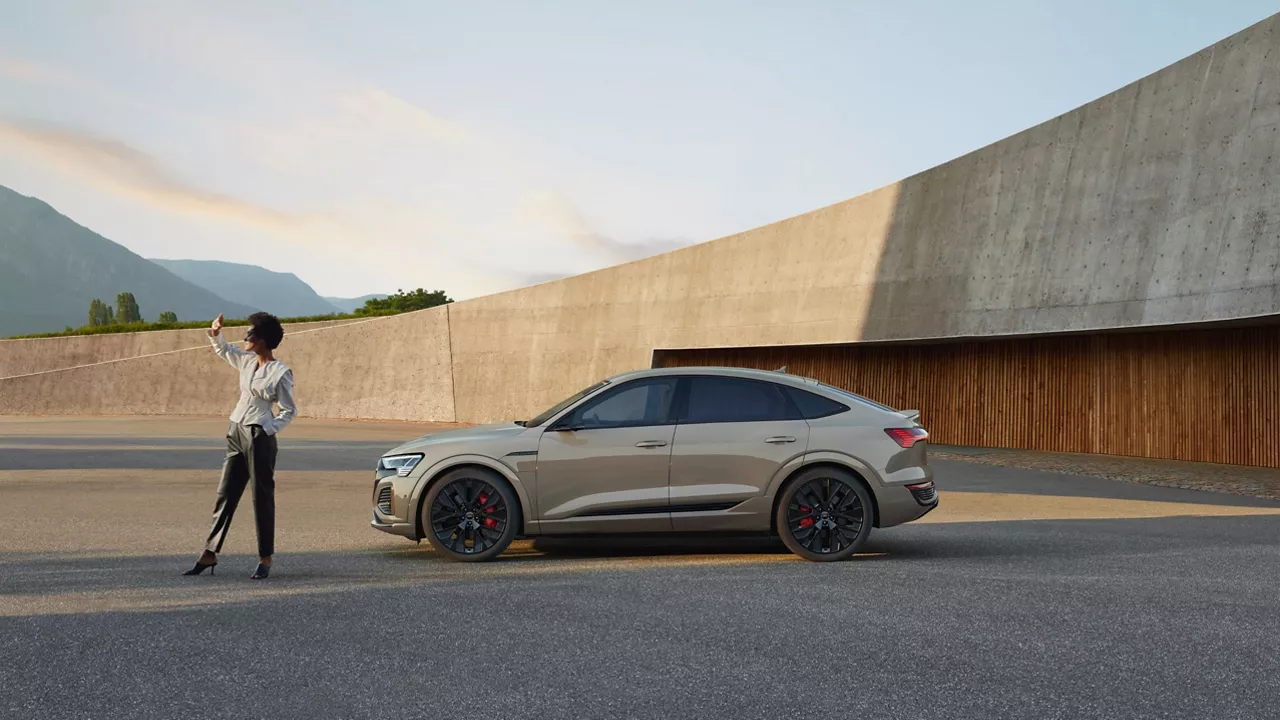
<box><xmin>819</xmin><ymin>383</ymin><xmax>898</xmax><ymax>413</ymax></box>
<box><xmin>525</xmin><ymin>380</ymin><xmax>610</xmax><ymax>427</ymax></box>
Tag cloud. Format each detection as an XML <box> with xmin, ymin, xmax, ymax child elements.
<box><xmin>0</xmin><ymin>51</ymin><xmax>707</xmax><ymax>300</ymax></box>
<box><xmin>511</xmin><ymin>271</ymin><xmax>572</xmax><ymax>288</ymax></box>
<box><xmin>0</xmin><ymin>56</ymin><xmax>71</xmax><ymax>85</ymax></box>
<box><xmin>0</xmin><ymin>118</ymin><xmax>298</xmax><ymax>231</ymax></box>
<box><xmin>232</xmin><ymin>88</ymin><xmax>695</xmax><ymax>289</ymax></box>
<box><xmin>0</xmin><ymin>55</ymin><xmax>148</xmax><ymax>112</ymax></box>
<box><xmin>516</xmin><ymin>191</ymin><xmax>693</xmax><ymax>264</ymax></box>
<box><xmin>581</xmin><ymin>233</ymin><xmax>693</xmax><ymax>263</ymax></box>
<box><xmin>345</xmin><ymin>87</ymin><xmax>487</xmax><ymax>151</ymax></box>
<box><xmin>0</xmin><ymin>117</ymin><xmax>484</xmax><ymax>292</ymax></box>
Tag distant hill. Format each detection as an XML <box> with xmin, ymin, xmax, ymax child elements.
<box><xmin>0</xmin><ymin>185</ymin><xmax>257</xmax><ymax>337</ymax></box>
<box><xmin>324</xmin><ymin>294</ymin><xmax>387</xmax><ymax>313</ymax></box>
<box><xmin>151</xmin><ymin>259</ymin><xmax>343</xmax><ymax>317</ymax></box>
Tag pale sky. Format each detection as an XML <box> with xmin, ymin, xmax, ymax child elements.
<box><xmin>1</xmin><ymin>1</ymin><xmax>1276</xmax><ymax>299</ymax></box>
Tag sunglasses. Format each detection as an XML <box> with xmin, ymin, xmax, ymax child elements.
<box><xmin>244</xmin><ymin>330</ymin><xmax>256</xmax><ymax>342</ymax></box>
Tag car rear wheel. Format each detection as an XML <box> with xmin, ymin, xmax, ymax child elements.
<box><xmin>776</xmin><ymin>467</ymin><xmax>873</xmax><ymax>562</ymax></box>
<box><xmin>422</xmin><ymin>468</ymin><xmax>520</xmax><ymax>562</ymax></box>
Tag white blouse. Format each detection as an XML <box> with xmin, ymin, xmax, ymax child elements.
<box><xmin>209</xmin><ymin>332</ymin><xmax>297</xmax><ymax>435</ymax></box>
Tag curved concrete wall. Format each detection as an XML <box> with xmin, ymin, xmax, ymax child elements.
<box><xmin>861</xmin><ymin>17</ymin><xmax>1280</xmax><ymax>340</ymax></box>
<box><xmin>0</xmin><ymin>310</ymin><xmax>453</xmax><ymax>422</ymax></box>
<box><xmin>450</xmin><ymin>12</ymin><xmax>1280</xmax><ymax>423</ymax></box>
<box><xmin>2</xmin><ymin>14</ymin><xmax>1279</xmax><ymax>426</ymax></box>
<box><xmin>0</xmin><ymin>319</ymin><xmax>363</xmax><ymax>379</ymax></box>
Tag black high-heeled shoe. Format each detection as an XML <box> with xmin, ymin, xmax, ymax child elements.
<box><xmin>249</xmin><ymin>563</ymin><xmax>270</xmax><ymax>580</ymax></box>
<box><xmin>182</xmin><ymin>560</ymin><xmax>217</xmax><ymax>576</ymax></box>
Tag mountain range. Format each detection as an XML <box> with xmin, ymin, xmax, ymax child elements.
<box><xmin>150</xmin><ymin>259</ymin><xmax>345</xmax><ymax>317</ymax></box>
<box><xmin>324</xmin><ymin>294</ymin><xmax>388</xmax><ymax>313</ymax></box>
<box><xmin>0</xmin><ymin>185</ymin><xmax>383</xmax><ymax>337</ymax></box>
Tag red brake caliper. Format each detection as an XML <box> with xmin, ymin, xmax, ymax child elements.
<box><xmin>798</xmin><ymin>506</ymin><xmax>814</xmax><ymax>528</ymax></box>
<box><xmin>478</xmin><ymin>492</ymin><xmax>497</xmax><ymax>527</ymax></box>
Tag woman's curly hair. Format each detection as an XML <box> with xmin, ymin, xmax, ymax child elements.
<box><xmin>247</xmin><ymin>312</ymin><xmax>285</xmax><ymax>350</ymax></box>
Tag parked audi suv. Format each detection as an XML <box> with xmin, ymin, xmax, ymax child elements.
<box><xmin>371</xmin><ymin>367</ymin><xmax>936</xmax><ymax>562</ymax></box>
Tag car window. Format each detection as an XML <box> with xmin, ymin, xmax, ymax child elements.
<box><xmin>681</xmin><ymin>376</ymin><xmax>798</xmax><ymax>424</ymax></box>
<box><xmin>785</xmin><ymin>387</ymin><xmax>849</xmax><ymax>419</ymax></box>
<box><xmin>566</xmin><ymin>378</ymin><xmax>677</xmax><ymax>429</ymax></box>
<box><xmin>527</xmin><ymin>380</ymin><xmax>609</xmax><ymax>427</ymax></box>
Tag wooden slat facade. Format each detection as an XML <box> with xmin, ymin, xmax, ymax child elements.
<box><xmin>658</xmin><ymin>325</ymin><xmax>1280</xmax><ymax>468</ymax></box>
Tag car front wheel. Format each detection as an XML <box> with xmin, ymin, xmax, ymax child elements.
<box><xmin>422</xmin><ymin>467</ymin><xmax>520</xmax><ymax>562</ymax></box>
<box><xmin>776</xmin><ymin>467</ymin><xmax>873</xmax><ymax>562</ymax></box>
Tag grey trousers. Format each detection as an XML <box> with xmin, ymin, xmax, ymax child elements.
<box><xmin>204</xmin><ymin>422</ymin><xmax>277</xmax><ymax>557</ymax></box>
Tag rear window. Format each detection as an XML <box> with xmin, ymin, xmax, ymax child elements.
<box><xmin>682</xmin><ymin>376</ymin><xmax>797</xmax><ymax>424</ymax></box>
<box><xmin>819</xmin><ymin>384</ymin><xmax>897</xmax><ymax>413</ymax></box>
<box><xmin>785</xmin><ymin>387</ymin><xmax>849</xmax><ymax>419</ymax></box>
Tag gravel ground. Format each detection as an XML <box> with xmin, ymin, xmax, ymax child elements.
<box><xmin>933</xmin><ymin>445</ymin><xmax>1280</xmax><ymax>500</ymax></box>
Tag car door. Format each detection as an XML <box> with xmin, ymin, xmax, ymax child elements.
<box><xmin>668</xmin><ymin>375</ymin><xmax>810</xmax><ymax>531</ymax></box>
<box><xmin>535</xmin><ymin>377</ymin><xmax>679</xmax><ymax>533</ymax></box>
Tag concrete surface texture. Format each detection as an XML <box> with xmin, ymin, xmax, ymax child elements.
<box><xmin>3</xmin><ymin>417</ymin><xmax>1280</xmax><ymax>719</ymax></box>
<box><xmin>2</xmin><ymin>15</ymin><xmax>1279</xmax><ymax>424</ymax></box>
<box><xmin>0</xmin><ymin>415</ymin><xmax>453</xmax><ymax>441</ymax></box>
<box><xmin>0</xmin><ymin>318</ymin><xmax>363</xmax><ymax>379</ymax></box>
<box><xmin>0</xmin><ymin>309</ymin><xmax>455</xmax><ymax>421</ymax></box>
<box><xmin>451</xmin><ymin>14</ymin><xmax>1280</xmax><ymax>422</ymax></box>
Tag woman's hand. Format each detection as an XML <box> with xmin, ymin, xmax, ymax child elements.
<box><xmin>209</xmin><ymin>313</ymin><xmax>224</xmax><ymax>337</ymax></box>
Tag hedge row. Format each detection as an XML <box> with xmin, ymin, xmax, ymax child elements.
<box><xmin>9</xmin><ymin>310</ymin><xmax>400</xmax><ymax>340</ymax></box>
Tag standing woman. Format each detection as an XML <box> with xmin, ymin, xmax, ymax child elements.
<box><xmin>182</xmin><ymin>311</ymin><xmax>296</xmax><ymax>579</ymax></box>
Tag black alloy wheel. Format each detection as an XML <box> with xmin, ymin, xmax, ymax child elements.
<box><xmin>422</xmin><ymin>468</ymin><xmax>520</xmax><ymax>562</ymax></box>
<box><xmin>776</xmin><ymin>467</ymin><xmax>873</xmax><ymax>562</ymax></box>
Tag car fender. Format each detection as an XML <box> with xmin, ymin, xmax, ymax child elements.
<box><xmin>763</xmin><ymin>449</ymin><xmax>886</xmax><ymax>498</ymax></box>
<box><xmin>408</xmin><ymin>453</ymin><xmax>535</xmax><ymax>533</ymax></box>
<box><xmin>761</xmin><ymin>451</ymin><xmax>812</xmax><ymax>498</ymax></box>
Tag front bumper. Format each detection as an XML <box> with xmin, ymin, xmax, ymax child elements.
<box><xmin>371</xmin><ymin>509</ymin><xmax>417</xmax><ymax>539</ymax></box>
<box><xmin>371</xmin><ymin>474</ymin><xmax>419</xmax><ymax>540</ymax></box>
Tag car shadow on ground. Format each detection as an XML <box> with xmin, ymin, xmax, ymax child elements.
<box><xmin>0</xmin><ymin>532</ymin><xmax>953</xmax><ymax>601</ymax></box>
<box><xmin>6</xmin><ymin>512</ymin><xmax>1279</xmax><ymax>612</ymax></box>
<box><xmin>526</xmin><ymin>534</ymin><xmax>790</xmax><ymax>557</ymax></box>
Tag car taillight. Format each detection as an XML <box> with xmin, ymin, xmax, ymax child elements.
<box><xmin>885</xmin><ymin>427</ymin><xmax>928</xmax><ymax>448</ymax></box>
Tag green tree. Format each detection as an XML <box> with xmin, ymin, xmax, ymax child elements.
<box><xmin>158</xmin><ymin>311</ymin><xmax>178</xmax><ymax>323</ymax></box>
<box><xmin>356</xmin><ymin>288</ymin><xmax>453</xmax><ymax>315</ymax></box>
<box><xmin>116</xmin><ymin>292</ymin><xmax>142</xmax><ymax>324</ymax></box>
<box><xmin>88</xmin><ymin>298</ymin><xmax>114</xmax><ymax>326</ymax></box>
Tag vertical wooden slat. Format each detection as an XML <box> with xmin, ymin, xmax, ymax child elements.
<box><xmin>659</xmin><ymin>325</ymin><xmax>1280</xmax><ymax>468</ymax></box>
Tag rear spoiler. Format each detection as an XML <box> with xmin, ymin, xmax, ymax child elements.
<box><xmin>898</xmin><ymin>409</ymin><xmax>921</xmax><ymax>423</ymax></box>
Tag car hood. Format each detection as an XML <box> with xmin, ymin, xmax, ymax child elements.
<box><xmin>383</xmin><ymin>422</ymin><xmax>530</xmax><ymax>456</ymax></box>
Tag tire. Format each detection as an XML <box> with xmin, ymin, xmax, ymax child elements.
<box><xmin>775</xmin><ymin>467</ymin><xmax>874</xmax><ymax>562</ymax></box>
<box><xmin>421</xmin><ymin>467</ymin><xmax>521</xmax><ymax>562</ymax></box>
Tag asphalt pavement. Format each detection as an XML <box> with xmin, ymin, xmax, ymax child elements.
<box><xmin>2</xmin><ymin>417</ymin><xmax>1279</xmax><ymax>720</ymax></box>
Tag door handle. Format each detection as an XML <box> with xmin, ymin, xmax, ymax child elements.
<box><xmin>635</xmin><ymin>440</ymin><xmax>668</xmax><ymax>448</ymax></box>
<box><xmin>764</xmin><ymin>436</ymin><xmax>796</xmax><ymax>444</ymax></box>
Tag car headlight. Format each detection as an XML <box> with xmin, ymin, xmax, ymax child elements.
<box><xmin>377</xmin><ymin>453</ymin><xmax>424</xmax><ymax>478</ymax></box>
